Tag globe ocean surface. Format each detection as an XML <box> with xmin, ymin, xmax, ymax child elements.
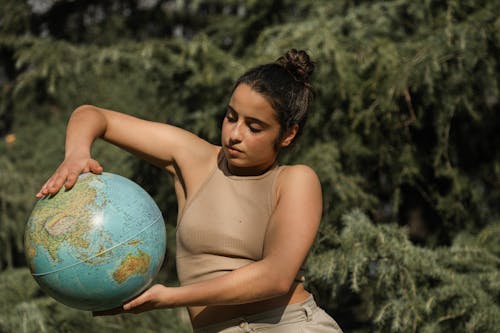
<box><xmin>24</xmin><ymin>172</ymin><xmax>166</xmax><ymax>311</ymax></box>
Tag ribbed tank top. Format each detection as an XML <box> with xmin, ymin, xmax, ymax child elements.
<box><xmin>176</xmin><ymin>152</ymin><xmax>305</xmax><ymax>286</ymax></box>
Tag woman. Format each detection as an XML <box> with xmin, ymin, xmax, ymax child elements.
<box><xmin>36</xmin><ymin>49</ymin><xmax>343</xmax><ymax>333</ymax></box>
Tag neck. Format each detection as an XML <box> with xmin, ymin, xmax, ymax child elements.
<box><xmin>221</xmin><ymin>153</ymin><xmax>277</xmax><ymax>177</ymax></box>
<box><xmin>227</xmin><ymin>162</ymin><xmax>277</xmax><ymax>176</ymax></box>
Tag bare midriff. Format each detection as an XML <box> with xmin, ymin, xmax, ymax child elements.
<box><xmin>189</xmin><ymin>282</ymin><xmax>310</xmax><ymax>328</ymax></box>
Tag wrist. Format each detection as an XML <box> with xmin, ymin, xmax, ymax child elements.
<box><xmin>64</xmin><ymin>149</ymin><xmax>91</xmax><ymax>160</ymax></box>
<box><xmin>150</xmin><ymin>284</ymin><xmax>178</xmax><ymax>309</ymax></box>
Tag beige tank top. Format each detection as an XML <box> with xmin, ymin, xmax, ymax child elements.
<box><xmin>176</xmin><ymin>152</ymin><xmax>305</xmax><ymax>286</ymax></box>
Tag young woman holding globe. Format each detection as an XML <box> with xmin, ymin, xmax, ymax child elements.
<box><xmin>36</xmin><ymin>49</ymin><xmax>343</xmax><ymax>333</ymax></box>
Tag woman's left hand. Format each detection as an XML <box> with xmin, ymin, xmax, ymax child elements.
<box><xmin>92</xmin><ymin>284</ymin><xmax>169</xmax><ymax>316</ymax></box>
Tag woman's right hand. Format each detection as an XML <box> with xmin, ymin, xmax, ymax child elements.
<box><xmin>36</xmin><ymin>156</ymin><xmax>103</xmax><ymax>198</ymax></box>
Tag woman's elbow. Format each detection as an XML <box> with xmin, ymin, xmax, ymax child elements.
<box><xmin>73</xmin><ymin>104</ymin><xmax>97</xmax><ymax>114</ymax></box>
<box><xmin>271</xmin><ymin>276</ymin><xmax>295</xmax><ymax>296</ymax></box>
<box><xmin>73</xmin><ymin>104</ymin><xmax>89</xmax><ymax>110</ymax></box>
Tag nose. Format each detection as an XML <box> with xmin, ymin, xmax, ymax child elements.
<box><xmin>229</xmin><ymin>121</ymin><xmax>243</xmax><ymax>143</ymax></box>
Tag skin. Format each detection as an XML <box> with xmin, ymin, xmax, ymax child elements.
<box><xmin>37</xmin><ymin>83</ymin><xmax>323</xmax><ymax>328</ymax></box>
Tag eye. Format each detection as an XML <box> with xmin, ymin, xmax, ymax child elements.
<box><xmin>225</xmin><ymin>108</ymin><xmax>237</xmax><ymax>122</ymax></box>
<box><xmin>249</xmin><ymin>126</ymin><xmax>262</xmax><ymax>133</ymax></box>
<box><xmin>247</xmin><ymin>120</ymin><xmax>263</xmax><ymax>133</ymax></box>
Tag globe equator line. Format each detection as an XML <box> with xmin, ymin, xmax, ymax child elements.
<box><xmin>32</xmin><ymin>213</ymin><xmax>164</xmax><ymax>277</ymax></box>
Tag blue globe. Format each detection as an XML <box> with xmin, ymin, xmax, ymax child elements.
<box><xmin>24</xmin><ymin>172</ymin><xmax>166</xmax><ymax>311</ymax></box>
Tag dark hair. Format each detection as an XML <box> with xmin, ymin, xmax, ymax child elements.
<box><xmin>233</xmin><ymin>49</ymin><xmax>315</xmax><ymax>149</ymax></box>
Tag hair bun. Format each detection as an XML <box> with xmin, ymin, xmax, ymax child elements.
<box><xmin>276</xmin><ymin>49</ymin><xmax>315</xmax><ymax>82</ymax></box>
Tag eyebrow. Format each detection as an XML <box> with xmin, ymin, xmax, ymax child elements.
<box><xmin>226</xmin><ymin>105</ymin><xmax>270</xmax><ymax>128</ymax></box>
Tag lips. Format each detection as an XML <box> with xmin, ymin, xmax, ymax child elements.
<box><xmin>225</xmin><ymin>145</ymin><xmax>243</xmax><ymax>155</ymax></box>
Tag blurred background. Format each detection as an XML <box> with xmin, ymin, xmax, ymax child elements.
<box><xmin>0</xmin><ymin>0</ymin><xmax>499</xmax><ymax>332</ymax></box>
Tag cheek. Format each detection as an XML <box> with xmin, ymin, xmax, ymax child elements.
<box><xmin>220</xmin><ymin>121</ymin><xmax>230</xmax><ymax>139</ymax></box>
<box><xmin>250</xmin><ymin>134</ymin><xmax>278</xmax><ymax>154</ymax></box>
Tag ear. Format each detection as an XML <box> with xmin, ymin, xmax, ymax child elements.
<box><xmin>280</xmin><ymin>124</ymin><xmax>299</xmax><ymax>148</ymax></box>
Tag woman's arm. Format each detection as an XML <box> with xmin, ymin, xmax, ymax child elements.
<box><xmin>108</xmin><ymin>164</ymin><xmax>322</xmax><ymax>313</ymax></box>
<box><xmin>37</xmin><ymin>105</ymin><xmax>216</xmax><ymax>198</ymax></box>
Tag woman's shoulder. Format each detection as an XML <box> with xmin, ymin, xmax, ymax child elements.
<box><xmin>279</xmin><ymin>164</ymin><xmax>319</xmax><ymax>181</ymax></box>
<box><xmin>275</xmin><ymin>164</ymin><xmax>321</xmax><ymax>197</ymax></box>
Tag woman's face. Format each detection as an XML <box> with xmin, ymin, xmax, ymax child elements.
<box><xmin>221</xmin><ymin>83</ymin><xmax>292</xmax><ymax>176</ymax></box>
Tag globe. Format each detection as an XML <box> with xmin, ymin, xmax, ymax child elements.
<box><xmin>24</xmin><ymin>172</ymin><xmax>167</xmax><ymax>311</ymax></box>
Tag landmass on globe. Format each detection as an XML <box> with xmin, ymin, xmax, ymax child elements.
<box><xmin>25</xmin><ymin>174</ymin><xmax>104</xmax><ymax>271</ymax></box>
<box><xmin>24</xmin><ymin>172</ymin><xmax>166</xmax><ymax>311</ymax></box>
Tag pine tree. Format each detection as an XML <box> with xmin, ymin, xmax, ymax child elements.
<box><xmin>0</xmin><ymin>1</ymin><xmax>498</xmax><ymax>332</ymax></box>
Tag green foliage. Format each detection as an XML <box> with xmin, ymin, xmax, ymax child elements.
<box><xmin>0</xmin><ymin>0</ymin><xmax>499</xmax><ymax>332</ymax></box>
<box><xmin>307</xmin><ymin>210</ymin><xmax>500</xmax><ymax>332</ymax></box>
<box><xmin>257</xmin><ymin>0</ymin><xmax>500</xmax><ymax>241</ymax></box>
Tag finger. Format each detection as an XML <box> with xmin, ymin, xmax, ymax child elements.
<box><xmin>36</xmin><ymin>188</ymin><xmax>46</xmax><ymax>198</ymax></box>
<box><xmin>36</xmin><ymin>190</ymin><xmax>47</xmax><ymax>198</ymax></box>
<box><xmin>123</xmin><ymin>299</ymin><xmax>141</xmax><ymax>311</ymax></box>
<box><xmin>64</xmin><ymin>172</ymin><xmax>80</xmax><ymax>189</ymax></box>
<box><xmin>36</xmin><ymin>180</ymin><xmax>50</xmax><ymax>198</ymax></box>
<box><xmin>89</xmin><ymin>159</ymin><xmax>103</xmax><ymax>174</ymax></box>
<box><xmin>37</xmin><ymin>177</ymin><xmax>57</xmax><ymax>197</ymax></box>
<box><xmin>123</xmin><ymin>292</ymin><xmax>149</xmax><ymax>311</ymax></box>
<box><xmin>47</xmin><ymin>172</ymin><xmax>68</xmax><ymax>195</ymax></box>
